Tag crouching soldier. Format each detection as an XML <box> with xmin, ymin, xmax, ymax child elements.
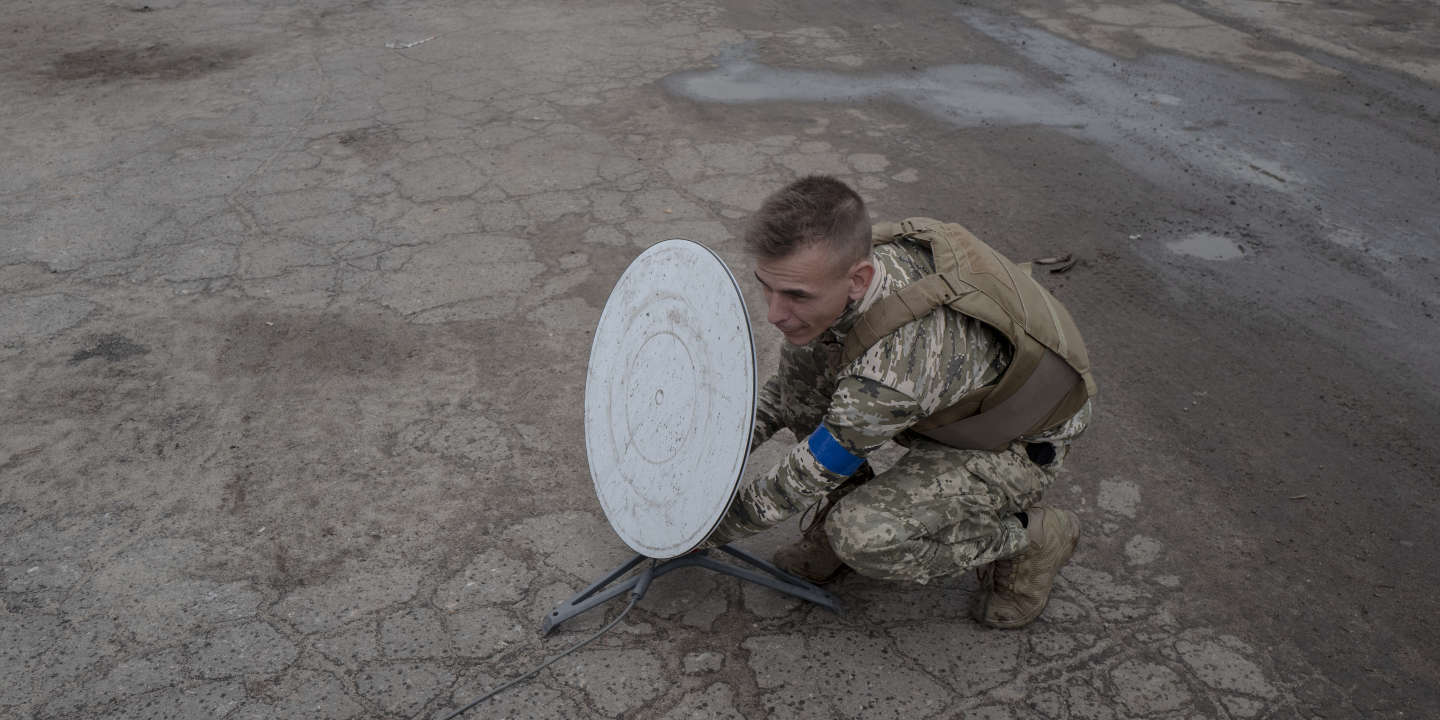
<box><xmin>705</xmin><ymin>175</ymin><xmax>1096</xmax><ymax>628</ymax></box>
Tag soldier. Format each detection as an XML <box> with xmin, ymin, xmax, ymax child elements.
<box><xmin>706</xmin><ymin>175</ymin><xmax>1095</xmax><ymax>629</ymax></box>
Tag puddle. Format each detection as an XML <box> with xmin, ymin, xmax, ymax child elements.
<box><xmin>660</xmin><ymin>12</ymin><xmax>1438</xmax><ymax>265</ymax></box>
<box><xmin>1166</xmin><ymin>233</ymin><xmax>1245</xmax><ymax>261</ymax></box>
<box><xmin>663</xmin><ymin>57</ymin><xmax>1080</xmax><ymax>128</ymax></box>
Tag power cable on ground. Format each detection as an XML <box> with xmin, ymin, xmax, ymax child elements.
<box><xmin>426</xmin><ymin>561</ymin><xmax>654</xmax><ymax>720</ymax></box>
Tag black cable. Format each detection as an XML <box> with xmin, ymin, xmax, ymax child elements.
<box><xmin>429</xmin><ymin>562</ymin><xmax>653</xmax><ymax>720</ymax></box>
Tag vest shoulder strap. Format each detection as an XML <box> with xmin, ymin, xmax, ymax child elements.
<box><xmin>843</xmin><ymin>218</ymin><xmax>1097</xmax><ymax>448</ymax></box>
<box><xmin>841</xmin><ymin>273</ymin><xmax>959</xmax><ymax>365</ymax></box>
<box><xmin>844</xmin><ymin>218</ymin><xmax>1001</xmax><ymax>365</ymax></box>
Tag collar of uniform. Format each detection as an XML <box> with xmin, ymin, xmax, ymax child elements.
<box><xmin>821</xmin><ymin>251</ymin><xmax>888</xmax><ymax>344</ymax></box>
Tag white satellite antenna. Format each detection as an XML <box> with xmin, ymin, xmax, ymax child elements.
<box><xmin>543</xmin><ymin>239</ymin><xmax>840</xmax><ymax>634</ymax></box>
<box><xmin>584</xmin><ymin>239</ymin><xmax>756</xmax><ymax>558</ymax></box>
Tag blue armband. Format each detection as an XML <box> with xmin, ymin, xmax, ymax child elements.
<box><xmin>806</xmin><ymin>425</ymin><xmax>865</xmax><ymax>477</ymax></box>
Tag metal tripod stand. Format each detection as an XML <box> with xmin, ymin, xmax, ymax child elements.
<box><xmin>542</xmin><ymin>544</ymin><xmax>841</xmax><ymax>634</ymax></box>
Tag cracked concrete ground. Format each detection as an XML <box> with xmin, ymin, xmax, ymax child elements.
<box><xmin>2</xmin><ymin>0</ymin><xmax>1438</xmax><ymax>718</ymax></box>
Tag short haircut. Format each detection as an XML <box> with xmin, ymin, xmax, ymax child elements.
<box><xmin>744</xmin><ymin>176</ymin><xmax>871</xmax><ymax>272</ymax></box>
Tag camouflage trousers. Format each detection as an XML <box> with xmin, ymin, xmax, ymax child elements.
<box><xmin>825</xmin><ymin>437</ymin><xmax>1066</xmax><ymax>585</ymax></box>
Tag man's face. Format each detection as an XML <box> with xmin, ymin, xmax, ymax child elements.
<box><xmin>754</xmin><ymin>243</ymin><xmax>873</xmax><ymax>346</ymax></box>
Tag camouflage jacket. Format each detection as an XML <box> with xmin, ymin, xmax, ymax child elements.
<box><xmin>707</xmin><ymin>236</ymin><xmax>1090</xmax><ymax>546</ymax></box>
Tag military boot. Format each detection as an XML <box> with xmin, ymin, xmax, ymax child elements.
<box><xmin>772</xmin><ymin>500</ymin><xmax>849</xmax><ymax>584</ymax></box>
<box><xmin>970</xmin><ymin>506</ymin><xmax>1081</xmax><ymax>629</ymax></box>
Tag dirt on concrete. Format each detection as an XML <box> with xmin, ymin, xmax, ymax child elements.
<box><xmin>47</xmin><ymin>44</ymin><xmax>253</xmax><ymax>83</ymax></box>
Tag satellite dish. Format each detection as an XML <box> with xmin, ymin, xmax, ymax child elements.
<box><xmin>584</xmin><ymin>239</ymin><xmax>756</xmax><ymax>559</ymax></box>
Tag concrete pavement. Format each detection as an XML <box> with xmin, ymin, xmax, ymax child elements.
<box><xmin>3</xmin><ymin>0</ymin><xmax>1438</xmax><ymax>718</ymax></box>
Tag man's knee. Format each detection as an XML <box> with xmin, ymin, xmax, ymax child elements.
<box><xmin>826</xmin><ymin>497</ymin><xmax>928</xmax><ymax>581</ymax></box>
<box><xmin>827</xmin><ymin>488</ymin><xmax>1018</xmax><ymax>583</ymax></box>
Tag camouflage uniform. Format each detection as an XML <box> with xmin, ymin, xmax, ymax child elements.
<box><xmin>708</xmin><ymin>237</ymin><xmax>1091</xmax><ymax>584</ymax></box>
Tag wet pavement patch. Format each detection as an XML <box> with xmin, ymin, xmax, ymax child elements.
<box><xmin>70</xmin><ymin>334</ymin><xmax>149</xmax><ymax>364</ymax></box>
<box><xmin>662</xmin><ymin>55</ymin><xmax>1078</xmax><ymax>128</ymax></box>
<box><xmin>1166</xmin><ymin>233</ymin><xmax>1246</xmax><ymax>260</ymax></box>
<box><xmin>48</xmin><ymin>44</ymin><xmax>251</xmax><ymax>82</ymax></box>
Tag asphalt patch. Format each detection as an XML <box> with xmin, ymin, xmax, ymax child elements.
<box><xmin>70</xmin><ymin>334</ymin><xmax>149</xmax><ymax>364</ymax></box>
<box><xmin>334</xmin><ymin>126</ymin><xmax>401</xmax><ymax>162</ymax></box>
<box><xmin>49</xmin><ymin>43</ymin><xmax>250</xmax><ymax>82</ymax></box>
<box><xmin>213</xmin><ymin>312</ymin><xmax>423</xmax><ymax>381</ymax></box>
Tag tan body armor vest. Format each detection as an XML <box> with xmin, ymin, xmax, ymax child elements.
<box><xmin>843</xmin><ymin>218</ymin><xmax>1097</xmax><ymax>451</ymax></box>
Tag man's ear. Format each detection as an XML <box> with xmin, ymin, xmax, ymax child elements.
<box><xmin>846</xmin><ymin>259</ymin><xmax>875</xmax><ymax>301</ymax></box>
